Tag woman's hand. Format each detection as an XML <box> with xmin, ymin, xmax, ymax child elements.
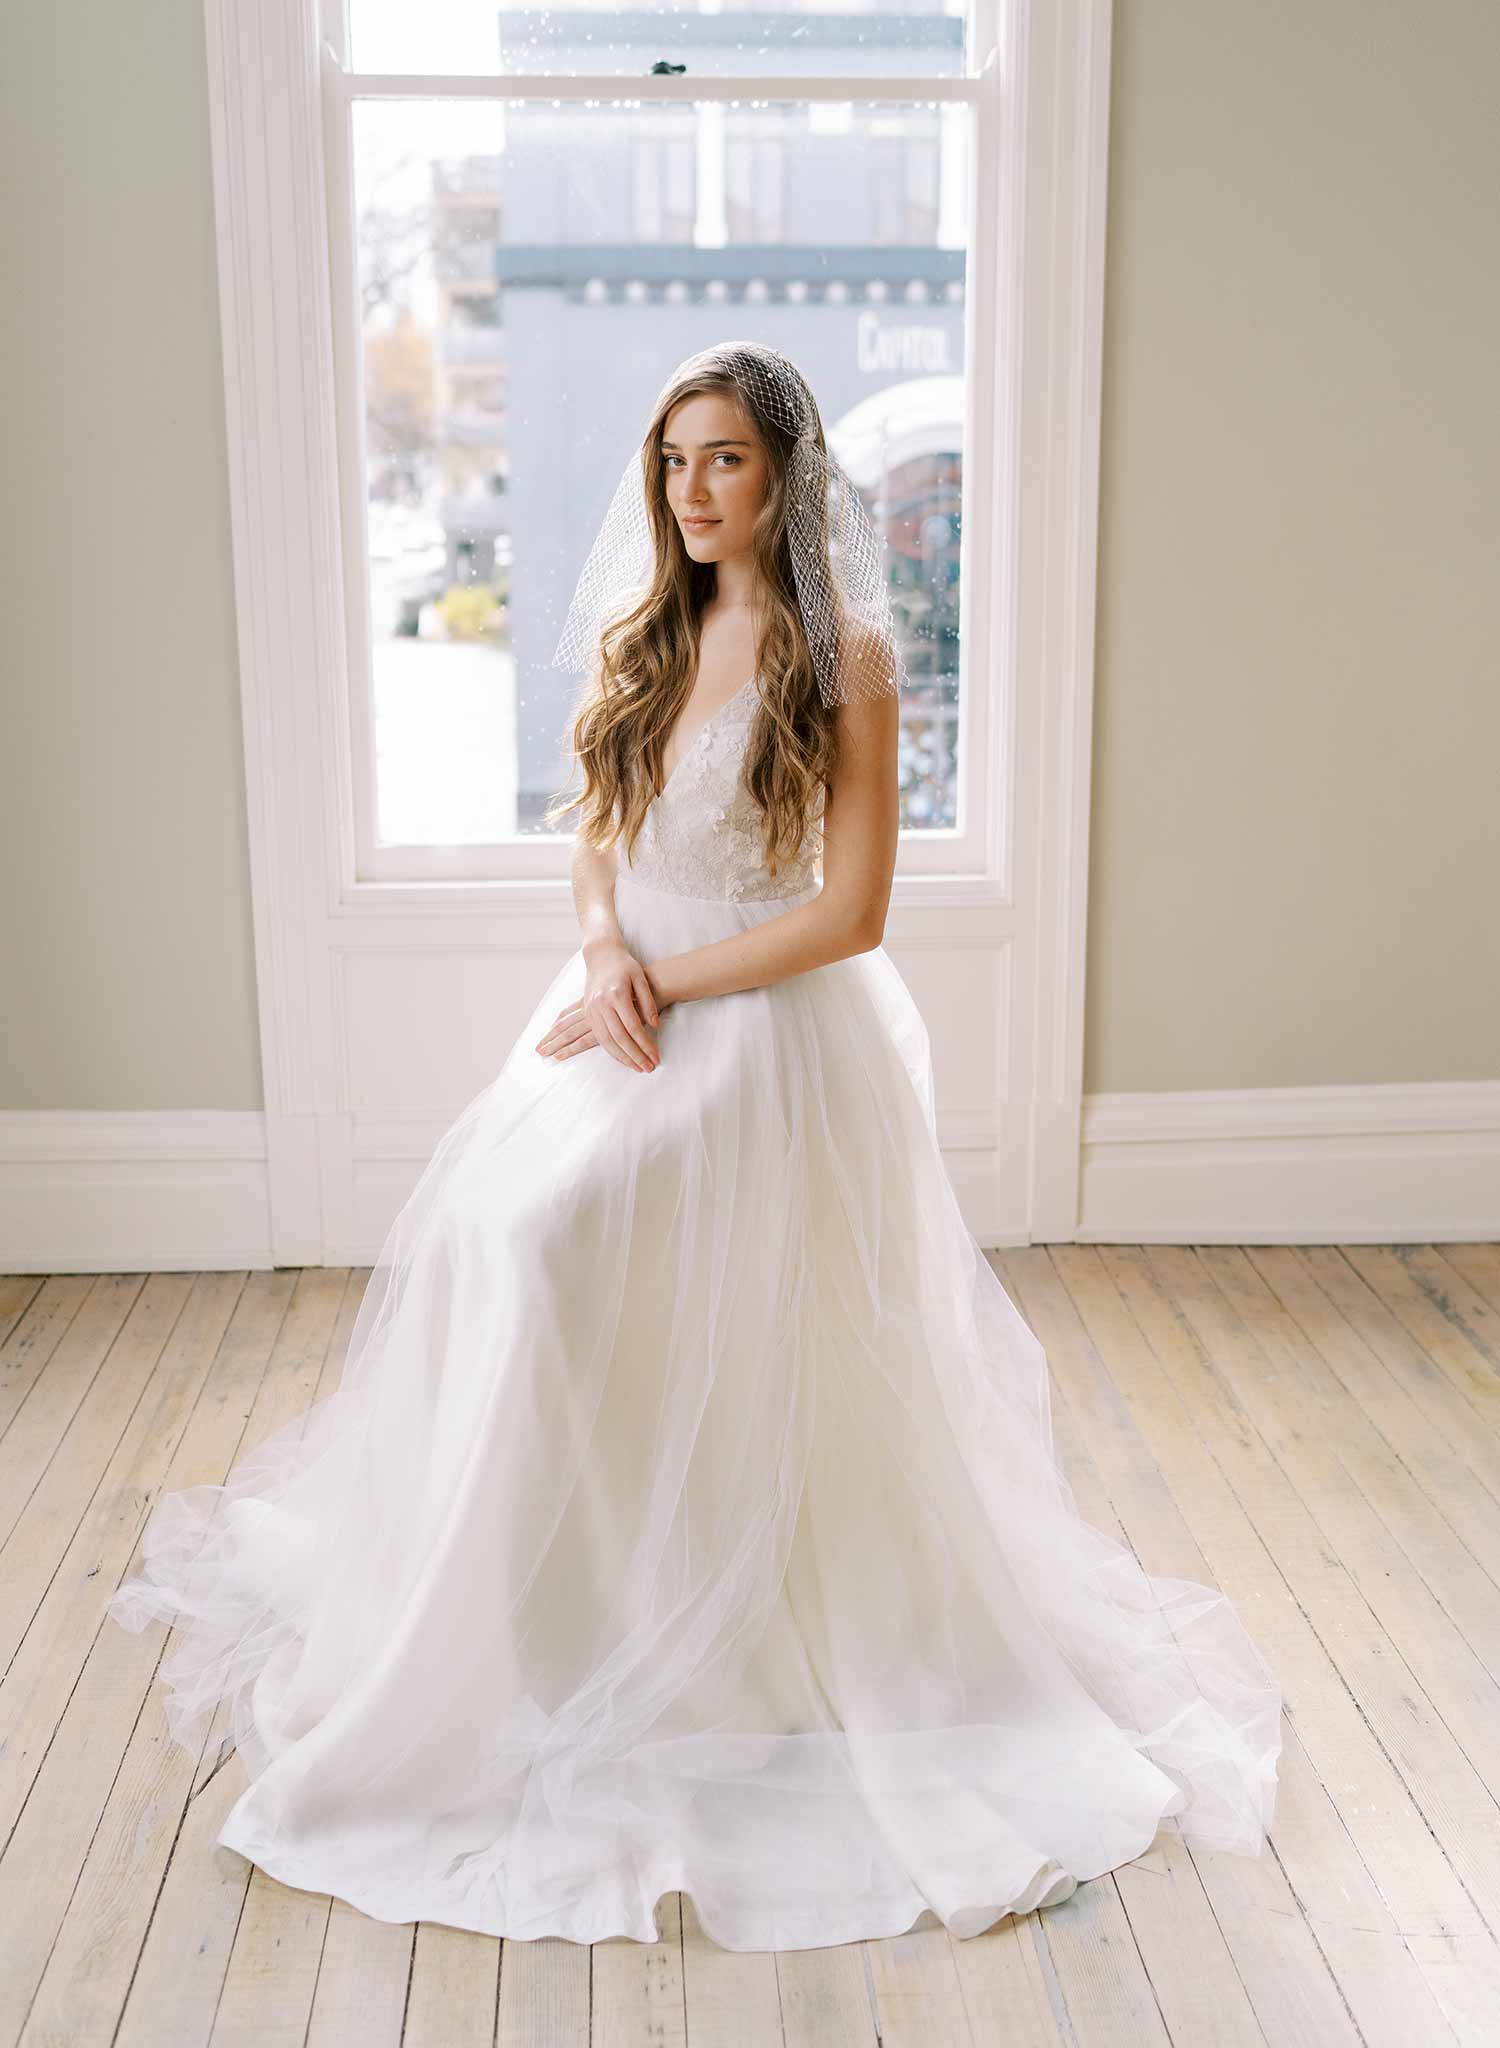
<box><xmin>534</xmin><ymin>939</ymin><xmax>667</xmax><ymax>1072</ymax></box>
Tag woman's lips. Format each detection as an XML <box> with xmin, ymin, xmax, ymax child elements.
<box><xmin>682</xmin><ymin>517</ymin><xmax>720</xmax><ymax>530</ymax></box>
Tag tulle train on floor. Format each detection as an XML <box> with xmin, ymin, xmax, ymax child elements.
<box><xmin>105</xmin><ymin>868</ymin><xmax>1281</xmax><ymax>1950</ymax></box>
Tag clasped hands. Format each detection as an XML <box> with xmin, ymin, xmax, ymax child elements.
<box><xmin>534</xmin><ymin>937</ymin><xmax>673</xmax><ymax>1074</ymax></box>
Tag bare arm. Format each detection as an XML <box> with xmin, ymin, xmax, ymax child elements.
<box><xmin>571</xmin><ymin>833</ymin><xmax>626</xmax><ymax>960</ymax></box>
<box><xmin>645</xmin><ymin>685</ymin><xmax>899</xmax><ymax>1009</ymax></box>
<box><xmin>541</xmin><ymin>831</ymin><xmax>662</xmax><ymax>1071</ymax></box>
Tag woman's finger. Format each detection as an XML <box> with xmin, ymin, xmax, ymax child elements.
<box><xmin>601</xmin><ymin>1014</ymin><xmax>648</xmax><ymax>1070</ymax></box>
<box><xmin>546</xmin><ymin>978</ymin><xmax>655</xmax><ymax>1073</ymax></box>
<box><xmin>579</xmin><ymin>988</ymin><xmax>638</xmax><ymax>1071</ymax></box>
<box><xmin>594</xmin><ymin>1002</ymin><xmax>652</xmax><ymax>1071</ymax></box>
<box><xmin>631</xmin><ymin>967</ymin><xmax>660</xmax><ymax>1029</ymax></box>
<box><xmin>553</xmin><ymin>1034</ymin><xmax>601</xmax><ymax>1060</ymax></box>
<box><xmin>605</xmin><ymin>986</ymin><xmax>658</xmax><ymax>1068</ymax></box>
<box><xmin>535</xmin><ymin>998</ymin><xmax>585</xmax><ymax>1053</ymax></box>
<box><xmin>542</xmin><ymin>1022</ymin><xmax>595</xmax><ymax>1058</ymax></box>
<box><xmin>610</xmin><ymin>996</ymin><xmax>659</xmax><ymax>1070</ymax></box>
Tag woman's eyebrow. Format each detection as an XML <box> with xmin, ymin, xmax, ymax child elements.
<box><xmin>660</xmin><ymin>437</ymin><xmax>753</xmax><ymax>450</ymax></box>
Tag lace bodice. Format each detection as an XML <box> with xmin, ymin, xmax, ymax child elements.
<box><xmin>618</xmin><ymin>675</ymin><xmax>825</xmax><ymax>903</ymax></box>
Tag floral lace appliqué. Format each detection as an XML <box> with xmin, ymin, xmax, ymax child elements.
<box><xmin>621</xmin><ymin>687</ymin><xmax>824</xmax><ymax>903</ymax></box>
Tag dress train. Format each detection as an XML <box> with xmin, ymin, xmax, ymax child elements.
<box><xmin>106</xmin><ymin>680</ymin><xmax>1280</xmax><ymax>1950</ymax></box>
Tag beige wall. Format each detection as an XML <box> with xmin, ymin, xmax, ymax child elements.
<box><xmin>1086</xmin><ymin>0</ymin><xmax>1499</xmax><ymax>1092</ymax></box>
<box><xmin>3</xmin><ymin>1</ymin><xmax>1495</xmax><ymax>1113</ymax></box>
<box><xmin>1</xmin><ymin>1</ymin><xmax>261</xmax><ymax>1112</ymax></box>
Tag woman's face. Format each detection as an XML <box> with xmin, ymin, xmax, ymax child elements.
<box><xmin>659</xmin><ymin>390</ymin><xmax>770</xmax><ymax>567</ymax></box>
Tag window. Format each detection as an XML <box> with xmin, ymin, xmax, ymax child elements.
<box><xmin>334</xmin><ymin>0</ymin><xmax>990</xmax><ymax>877</ymax></box>
<box><xmin>213</xmin><ymin>0</ymin><xmax>1111</xmax><ymax>1245</ymax></box>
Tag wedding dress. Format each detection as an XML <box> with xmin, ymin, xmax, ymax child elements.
<box><xmin>106</xmin><ymin>671</ymin><xmax>1281</xmax><ymax>1951</ymax></box>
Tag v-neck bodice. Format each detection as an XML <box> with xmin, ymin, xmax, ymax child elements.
<box><xmin>621</xmin><ymin>674</ymin><xmax>825</xmax><ymax>904</ymax></box>
<box><xmin>654</xmin><ymin>674</ymin><xmax>760</xmax><ymax>803</ymax></box>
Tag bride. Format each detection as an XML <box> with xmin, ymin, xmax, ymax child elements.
<box><xmin>105</xmin><ymin>340</ymin><xmax>1281</xmax><ymax>1953</ymax></box>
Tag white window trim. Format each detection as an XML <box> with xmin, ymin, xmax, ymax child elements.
<box><xmin>206</xmin><ymin>0</ymin><xmax>1112</xmax><ymax>1254</ymax></box>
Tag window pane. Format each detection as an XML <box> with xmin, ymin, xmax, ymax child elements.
<box><xmin>350</xmin><ymin>0</ymin><xmax>969</xmax><ymax>81</ymax></box>
<box><xmin>352</xmin><ymin>95</ymin><xmax>967</xmax><ymax>850</ymax></box>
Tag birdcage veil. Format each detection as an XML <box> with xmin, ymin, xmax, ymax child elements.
<box><xmin>549</xmin><ymin>341</ymin><xmax>906</xmax><ymax>707</ymax></box>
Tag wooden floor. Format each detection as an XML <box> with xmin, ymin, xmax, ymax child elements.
<box><xmin>2</xmin><ymin>1243</ymin><xmax>1499</xmax><ymax>2046</ymax></box>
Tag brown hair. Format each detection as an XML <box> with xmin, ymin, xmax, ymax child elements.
<box><xmin>544</xmin><ymin>348</ymin><xmax>844</xmax><ymax>877</ymax></box>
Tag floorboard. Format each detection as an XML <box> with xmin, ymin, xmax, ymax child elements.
<box><xmin>3</xmin><ymin>1244</ymin><xmax>1497</xmax><ymax>2045</ymax></box>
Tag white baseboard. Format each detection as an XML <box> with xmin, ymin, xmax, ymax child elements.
<box><xmin>0</xmin><ymin>1113</ymin><xmax>273</xmax><ymax>1273</ymax></box>
<box><xmin>2</xmin><ymin>1083</ymin><xmax>1496</xmax><ymax>1272</ymax></box>
<box><xmin>1078</xmin><ymin>1081</ymin><xmax>1500</xmax><ymax>1244</ymax></box>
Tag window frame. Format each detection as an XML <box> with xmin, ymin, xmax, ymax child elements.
<box><xmin>324</xmin><ymin>3</ymin><xmax>1000</xmax><ymax>884</ymax></box>
<box><xmin>207</xmin><ymin>0</ymin><xmax>1113</xmax><ymax>1252</ymax></box>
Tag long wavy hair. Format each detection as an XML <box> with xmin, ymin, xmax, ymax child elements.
<box><xmin>544</xmin><ymin>346</ymin><xmax>845</xmax><ymax>877</ymax></box>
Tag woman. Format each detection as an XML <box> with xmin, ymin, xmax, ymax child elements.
<box><xmin>106</xmin><ymin>341</ymin><xmax>1281</xmax><ymax>1953</ymax></box>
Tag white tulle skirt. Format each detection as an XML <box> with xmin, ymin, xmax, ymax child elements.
<box><xmin>105</xmin><ymin>868</ymin><xmax>1281</xmax><ymax>1951</ymax></box>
